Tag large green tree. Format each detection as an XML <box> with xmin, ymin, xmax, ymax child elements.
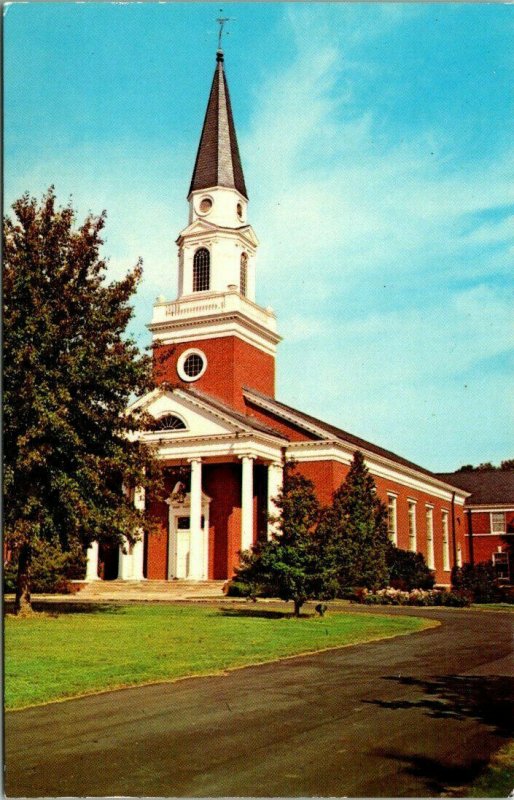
<box><xmin>318</xmin><ymin>450</ymin><xmax>390</xmax><ymax>591</ymax></box>
<box><xmin>3</xmin><ymin>189</ymin><xmax>159</xmax><ymax>613</ymax></box>
<box><xmin>234</xmin><ymin>461</ymin><xmax>322</xmax><ymax>616</ymax></box>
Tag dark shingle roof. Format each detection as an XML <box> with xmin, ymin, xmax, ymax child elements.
<box><xmin>244</xmin><ymin>387</ymin><xmax>468</xmax><ymax>491</ymax></box>
<box><xmin>179</xmin><ymin>386</ymin><xmax>288</xmax><ymax>440</ymax></box>
<box><xmin>435</xmin><ymin>470</ymin><xmax>514</xmax><ymax>506</ymax></box>
<box><xmin>189</xmin><ymin>52</ymin><xmax>248</xmax><ymax>200</ymax></box>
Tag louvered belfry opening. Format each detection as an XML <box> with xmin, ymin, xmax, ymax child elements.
<box><xmin>240</xmin><ymin>252</ymin><xmax>248</xmax><ymax>296</ymax></box>
<box><xmin>193</xmin><ymin>248</ymin><xmax>210</xmax><ymax>291</ymax></box>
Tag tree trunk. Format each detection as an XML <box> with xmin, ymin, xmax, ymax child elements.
<box><xmin>293</xmin><ymin>598</ymin><xmax>302</xmax><ymax>617</ymax></box>
<box><xmin>14</xmin><ymin>543</ymin><xmax>32</xmax><ymax>615</ymax></box>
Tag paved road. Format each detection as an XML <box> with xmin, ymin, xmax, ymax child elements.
<box><xmin>5</xmin><ymin>607</ymin><xmax>514</xmax><ymax>797</ymax></box>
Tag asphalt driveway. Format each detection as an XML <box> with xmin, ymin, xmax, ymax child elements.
<box><xmin>5</xmin><ymin>606</ymin><xmax>514</xmax><ymax>797</ymax></box>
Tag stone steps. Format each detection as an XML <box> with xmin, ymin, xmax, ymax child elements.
<box><xmin>74</xmin><ymin>579</ymin><xmax>227</xmax><ymax>600</ymax></box>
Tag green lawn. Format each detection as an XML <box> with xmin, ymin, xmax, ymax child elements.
<box><xmin>468</xmin><ymin>739</ymin><xmax>514</xmax><ymax>797</ymax></box>
<box><xmin>4</xmin><ymin>603</ymin><xmax>433</xmax><ymax>710</ymax></box>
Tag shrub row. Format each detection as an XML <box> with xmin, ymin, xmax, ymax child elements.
<box><xmin>353</xmin><ymin>587</ymin><xmax>471</xmax><ymax>607</ymax></box>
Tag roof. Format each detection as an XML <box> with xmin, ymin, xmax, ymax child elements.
<box><xmin>435</xmin><ymin>470</ymin><xmax>514</xmax><ymax>506</ymax></box>
<box><xmin>189</xmin><ymin>51</ymin><xmax>248</xmax><ymax>200</ymax></box>
<box><xmin>179</xmin><ymin>386</ymin><xmax>288</xmax><ymax>440</ymax></box>
<box><xmin>244</xmin><ymin>387</ymin><xmax>469</xmax><ymax>492</ymax></box>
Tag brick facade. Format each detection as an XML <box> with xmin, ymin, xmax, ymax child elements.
<box><xmin>154</xmin><ymin>337</ymin><xmax>275</xmax><ymax>411</ymax></box>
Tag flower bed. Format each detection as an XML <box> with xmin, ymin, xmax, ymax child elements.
<box><xmin>354</xmin><ymin>587</ymin><xmax>471</xmax><ymax>607</ymax></box>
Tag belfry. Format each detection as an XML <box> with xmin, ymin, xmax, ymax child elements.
<box><xmin>149</xmin><ymin>47</ymin><xmax>280</xmax><ymax>411</ymax></box>
<box><xmin>85</xmin><ymin>44</ymin><xmax>469</xmax><ymax>586</ymax></box>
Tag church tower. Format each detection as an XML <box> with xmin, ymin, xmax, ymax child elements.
<box><xmin>149</xmin><ymin>48</ymin><xmax>281</xmax><ymax>411</ymax></box>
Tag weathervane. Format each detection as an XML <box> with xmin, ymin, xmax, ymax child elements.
<box><xmin>216</xmin><ymin>10</ymin><xmax>233</xmax><ymax>50</ymax></box>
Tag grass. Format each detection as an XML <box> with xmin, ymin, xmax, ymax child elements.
<box><xmin>4</xmin><ymin>603</ymin><xmax>434</xmax><ymax>710</ymax></box>
<box><xmin>468</xmin><ymin>739</ymin><xmax>514</xmax><ymax>797</ymax></box>
<box><xmin>471</xmin><ymin>603</ymin><xmax>514</xmax><ymax>613</ymax></box>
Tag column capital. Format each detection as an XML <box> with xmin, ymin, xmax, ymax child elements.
<box><xmin>187</xmin><ymin>456</ymin><xmax>203</xmax><ymax>465</ymax></box>
<box><xmin>238</xmin><ymin>453</ymin><xmax>255</xmax><ymax>462</ymax></box>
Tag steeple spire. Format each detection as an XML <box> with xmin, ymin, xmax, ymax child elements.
<box><xmin>188</xmin><ymin>51</ymin><xmax>248</xmax><ymax>200</ymax></box>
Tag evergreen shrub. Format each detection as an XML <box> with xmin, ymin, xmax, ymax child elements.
<box><xmin>386</xmin><ymin>547</ymin><xmax>435</xmax><ymax>590</ymax></box>
<box><xmin>451</xmin><ymin>561</ymin><xmax>507</xmax><ymax>603</ymax></box>
<box><xmin>3</xmin><ymin>540</ymin><xmax>86</xmax><ymax>594</ymax></box>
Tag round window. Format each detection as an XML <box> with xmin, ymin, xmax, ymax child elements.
<box><xmin>199</xmin><ymin>197</ymin><xmax>213</xmax><ymax>213</ymax></box>
<box><xmin>177</xmin><ymin>348</ymin><xmax>208</xmax><ymax>382</ymax></box>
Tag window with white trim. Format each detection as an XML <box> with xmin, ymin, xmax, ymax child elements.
<box><xmin>425</xmin><ymin>506</ymin><xmax>435</xmax><ymax>569</ymax></box>
<box><xmin>491</xmin><ymin>512</ymin><xmax>506</xmax><ymax>534</ymax></box>
<box><xmin>177</xmin><ymin>348</ymin><xmax>208</xmax><ymax>382</ymax></box>
<box><xmin>153</xmin><ymin>414</ymin><xmax>187</xmax><ymax>431</ymax></box>
<box><xmin>387</xmin><ymin>495</ymin><xmax>397</xmax><ymax>545</ymax></box>
<box><xmin>442</xmin><ymin>510</ymin><xmax>450</xmax><ymax>571</ymax></box>
<box><xmin>193</xmin><ymin>248</ymin><xmax>210</xmax><ymax>292</ymax></box>
<box><xmin>408</xmin><ymin>501</ymin><xmax>417</xmax><ymax>552</ymax></box>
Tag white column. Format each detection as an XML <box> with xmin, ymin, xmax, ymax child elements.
<box><xmin>188</xmin><ymin>458</ymin><xmax>204</xmax><ymax>580</ymax></box>
<box><xmin>132</xmin><ymin>485</ymin><xmax>145</xmax><ymax>581</ymax></box>
<box><xmin>241</xmin><ymin>455</ymin><xmax>255</xmax><ymax>552</ymax></box>
<box><xmin>85</xmin><ymin>541</ymin><xmax>99</xmax><ymax>581</ymax></box>
<box><xmin>118</xmin><ymin>539</ymin><xmax>133</xmax><ymax>580</ymax></box>
<box><xmin>267</xmin><ymin>461</ymin><xmax>283</xmax><ymax>539</ymax></box>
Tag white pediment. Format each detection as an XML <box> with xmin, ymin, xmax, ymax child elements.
<box><xmin>177</xmin><ymin>219</ymin><xmax>259</xmax><ymax>249</ymax></box>
<box><xmin>129</xmin><ymin>388</ymin><xmax>249</xmax><ymax>439</ymax></box>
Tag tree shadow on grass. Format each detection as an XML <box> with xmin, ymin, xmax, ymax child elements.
<box><xmin>4</xmin><ymin>601</ymin><xmax>123</xmax><ymax>615</ymax></box>
<box><xmin>364</xmin><ymin>674</ymin><xmax>514</xmax><ymax>737</ymax></box>
<box><xmin>219</xmin><ymin>606</ymin><xmax>310</xmax><ymax>620</ymax></box>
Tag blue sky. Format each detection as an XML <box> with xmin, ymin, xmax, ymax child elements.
<box><xmin>4</xmin><ymin>2</ymin><xmax>513</xmax><ymax>471</ymax></box>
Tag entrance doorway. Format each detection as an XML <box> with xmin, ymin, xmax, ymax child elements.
<box><xmin>167</xmin><ymin>493</ymin><xmax>210</xmax><ymax>580</ymax></box>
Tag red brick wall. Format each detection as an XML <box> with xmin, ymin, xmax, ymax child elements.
<box><xmin>466</xmin><ymin>509</ymin><xmax>514</xmax><ymax>563</ymax></box>
<box><xmin>146</xmin><ymin>499</ymin><xmax>169</xmax><ymax>580</ymax></box>
<box><xmin>203</xmin><ymin>463</ymin><xmax>241</xmax><ymax>579</ymax></box>
<box><xmin>294</xmin><ymin>459</ymin><xmax>466</xmax><ymax>585</ymax></box>
<box><xmin>153</xmin><ymin>337</ymin><xmax>275</xmax><ymax>411</ymax></box>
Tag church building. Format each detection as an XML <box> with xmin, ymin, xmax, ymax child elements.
<box><xmin>85</xmin><ymin>47</ymin><xmax>469</xmax><ymax>587</ymax></box>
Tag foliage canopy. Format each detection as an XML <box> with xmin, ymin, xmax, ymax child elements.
<box><xmin>3</xmin><ymin>188</ymin><xmax>159</xmax><ymax>611</ymax></box>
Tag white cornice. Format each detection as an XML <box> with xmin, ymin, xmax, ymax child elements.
<box><xmin>149</xmin><ymin>315</ymin><xmax>281</xmax><ymax>356</ymax></box>
<box><xmin>144</xmin><ymin>433</ymin><xmax>284</xmax><ymax>463</ymax></box>
<box><xmin>286</xmin><ymin>439</ymin><xmax>468</xmax><ymax>504</ymax></box>
<box><xmin>177</xmin><ymin>222</ymin><xmax>259</xmax><ymax>249</ymax></box>
<box><xmin>245</xmin><ymin>389</ymin><xmax>469</xmax><ymax>503</ymax></box>
<box><xmin>468</xmin><ymin>505</ymin><xmax>514</xmax><ymax>512</ymax></box>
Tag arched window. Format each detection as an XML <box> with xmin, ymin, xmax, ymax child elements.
<box><xmin>153</xmin><ymin>414</ymin><xmax>187</xmax><ymax>431</ymax></box>
<box><xmin>193</xmin><ymin>248</ymin><xmax>210</xmax><ymax>292</ymax></box>
<box><xmin>240</xmin><ymin>252</ymin><xmax>248</xmax><ymax>297</ymax></box>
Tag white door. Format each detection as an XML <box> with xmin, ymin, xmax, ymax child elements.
<box><xmin>175</xmin><ymin>517</ymin><xmax>191</xmax><ymax>579</ymax></box>
<box><xmin>169</xmin><ymin>513</ymin><xmax>207</xmax><ymax>579</ymax></box>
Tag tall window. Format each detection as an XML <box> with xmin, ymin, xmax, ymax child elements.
<box><xmin>193</xmin><ymin>248</ymin><xmax>210</xmax><ymax>292</ymax></box>
<box><xmin>408</xmin><ymin>501</ymin><xmax>417</xmax><ymax>552</ymax></box>
<box><xmin>491</xmin><ymin>512</ymin><xmax>506</xmax><ymax>533</ymax></box>
<box><xmin>387</xmin><ymin>495</ymin><xmax>397</xmax><ymax>545</ymax></box>
<box><xmin>442</xmin><ymin>510</ymin><xmax>450</xmax><ymax>571</ymax></box>
<box><xmin>426</xmin><ymin>506</ymin><xmax>435</xmax><ymax>569</ymax></box>
<box><xmin>240</xmin><ymin>252</ymin><xmax>248</xmax><ymax>297</ymax></box>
